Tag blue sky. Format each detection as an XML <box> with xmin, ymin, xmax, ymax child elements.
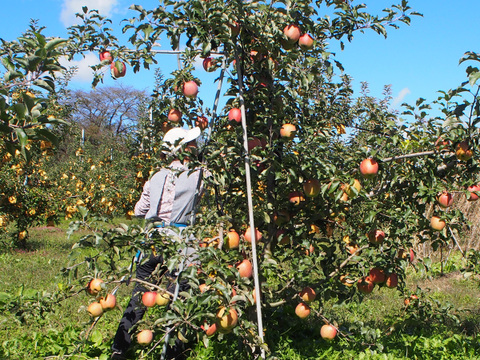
<box><xmin>1</xmin><ymin>0</ymin><xmax>479</xmax><ymax>117</ymax></box>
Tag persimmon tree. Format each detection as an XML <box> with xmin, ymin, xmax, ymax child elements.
<box><xmin>26</xmin><ymin>0</ymin><xmax>480</xmax><ymax>358</ymax></box>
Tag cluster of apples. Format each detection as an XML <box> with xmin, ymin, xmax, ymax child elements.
<box><xmin>282</xmin><ymin>24</ymin><xmax>315</xmax><ymax>50</ymax></box>
<box><xmin>99</xmin><ymin>50</ymin><xmax>127</xmax><ymax>79</ymax></box>
<box><xmin>355</xmin><ymin>268</ymin><xmax>398</xmax><ymax>295</ymax></box>
<box><xmin>86</xmin><ymin>278</ymin><xmax>117</xmax><ymax>317</ymax></box>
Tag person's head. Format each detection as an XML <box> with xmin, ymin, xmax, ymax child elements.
<box><xmin>162</xmin><ymin>127</ymin><xmax>202</xmax><ymax>160</ymax></box>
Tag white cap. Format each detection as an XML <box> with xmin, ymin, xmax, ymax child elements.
<box><xmin>162</xmin><ymin>127</ymin><xmax>202</xmax><ymax>154</ymax></box>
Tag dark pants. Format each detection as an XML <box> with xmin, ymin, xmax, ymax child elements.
<box><xmin>112</xmin><ymin>253</ymin><xmax>188</xmax><ymax>359</ymax></box>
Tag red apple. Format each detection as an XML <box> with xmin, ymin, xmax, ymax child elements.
<box><xmin>280</xmin><ymin>123</ymin><xmax>296</xmax><ymax>140</ymax></box>
<box><xmin>367</xmin><ymin>229</ymin><xmax>385</xmax><ymax>245</ymax></box>
<box><xmin>357</xmin><ymin>277</ymin><xmax>374</xmax><ymax>294</ymax></box>
<box><xmin>369</xmin><ymin>268</ymin><xmax>386</xmax><ymax>284</ymax></box>
<box><xmin>467</xmin><ymin>184</ymin><xmax>480</xmax><ymax>201</ymax></box>
<box><xmin>320</xmin><ymin>324</ymin><xmax>337</xmax><ymax>340</ymax></box>
<box><xmin>299</xmin><ymin>287</ymin><xmax>316</xmax><ymax>302</ymax></box>
<box><xmin>295</xmin><ymin>302</ymin><xmax>311</xmax><ymax>319</ymax></box>
<box><xmin>99</xmin><ymin>50</ymin><xmax>113</xmax><ymax>63</ymax></box>
<box><xmin>216</xmin><ymin>307</ymin><xmax>238</xmax><ymax>331</ymax></box>
<box><xmin>283</xmin><ymin>24</ymin><xmax>301</xmax><ymax>43</ymax></box>
<box><xmin>247</xmin><ymin>137</ymin><xmax>262</xmax><ymax>152</ymax></box>
<box><xmin>456</xmin><ymin>140</ymin><xmax>473</xmax><ymax>161</ymax></box>
<box><xmin>288</xmin><ymin>191</ymin><xmax>305</xmax><ymax>205</ymax></box>
<box><xmin>142</xmin><ymin>291</ymin><xmax>157</xmax><ymax>307</ymax></box>
<box><xmin>225</xmin><ymin>230</ymin><xmax>240</xmax><ymax>249</ymax></box>
<box><xmin>86</xmin><ymin>278</ymin><xmax>104</xmax><ymax>296</ymax></box>
<box><xmin>298</xmin><ymin>33</ymin><xmax>314</xmax><ymax>50</ymax></box>
<box><xmin>202</xmin><ymin>322</ymin><xmax>217</xmax><ymax>336</ymax></box>
<box><xmin>236</xmin><ymin>259</ymin><xmax>253</xmax><ymax>278</ymax></box>
<box><xmin>182</xmin><ymin>80</ymin><xmax>199</xmax><ymax>98</ymax></box>
<box><xmin>244</xmin><ymin>226</ymin><xmax>262</xmax><ymax>244</ymax></box>
<box><xmin>196</xmin><ymin>116</ymin><xmax>208</xmax><ymax>130</ymax></box>
<box><xmin>228</xmin><ymin>108</ymin><xmax>242</xmax><ymax>123</ymax></box>
<box><xmin>430</xmin><ymin>216</ymin><xmax>446</xmax><ymax>231</ymax></box>
<box><xmin>385</xmin><ymin>273</ymin><xmax>398</xmax><ymax>288</ymax></box>
<box><xmin>99</xmin><ymin>294</ymin><xmax>116</xmax><ymax>310</ymax></box>
<box><xmin>437</xmin><ymin>191</ymin><xmax>453</xmax><ymax>208</ymax></box>
<box><xmin>88</xmin><ymin>302</ymin><xmax>104</xmax><ymax>317</ymax></box>
<box><xmin>110</xmin><ymin>60</ymin><xmax>126</xmax><ymax>79</ymax></box>
<box><xmin>202</xmin><ymin>57</ymin><xmax>214</xmax><ymax>72</ymax></box>
<box><xmin>229</xmin><ymin>22</ymin><xmax>240</xmax><ymax>37</ymax></box>
<box><xmin>167</xmin><ymin>108</ymin><xmax>182</xmax><ymax>122</ymax></box>
<box><xmin>137</xmin><ymin>329</ymin><xmax>153</xmax><ymax>346</ymax></box>
<box><xmin>359</xmin><ymin>158</ymin><xmax>379</xmax><ymax>179</ymax></box>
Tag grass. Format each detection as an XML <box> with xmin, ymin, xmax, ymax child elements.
<box><xmin>1</xmin><ymin>220</ymin><xmax>480</xmax><ymax>359</ymax></box>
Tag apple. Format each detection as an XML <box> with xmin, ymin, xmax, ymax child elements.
<box><xmin>216</xmin><ymin>307</ymin><xmax>238</xmax><ymax>331</ymax></box>
<box><xmin>142</xmin><ymin>291</ymin><xmax>157</xmax><ymax>307</ymax></box>
<box><xmin>244</xmin><ymin>226</ymin><xmax>262</xmax><ymax>244</ymax></box>
<box><xmin>340</xmin><ymin>274</ymin><xmax>355</xmax><ymax>287</ymax></box>
<box><xmin>283</xmin><ymin>24</ymin><xmax>301</xmax><ymax>43</ymax></box>
<box><xmin>456</xmin><ymin>140</ymin><xmax>473</xmax><ymax>161</ymax></box>
<box><xmin>273</xmin><ymin>210</ymin><xmax>290</xmax><ymax>226</ymax></box>
<box><xmin>167</xmin><ymin>108</ymin><xmax>182</xmax><ymax>123</ymax></box>
<box><xmin>229</xmin><ymin>22</ymin><xmax>240</xmax><ymax>37</ymax></box>
<box><xmin>280</xmin><ymin>123</ymin><xmax>296</xmax><ymax>140</ymax></box>
<box><xmin>88</xmin><ymin>302</ymin><xmax>104</xmax><ymax>317</ymax></box>
<box><xmin>404</xmin><ymin>294</ymin><xmax>418</xmax><ymax>306</ymax></box>
<box><xmin>398</xmin><ymin>248</ymin><xmax>414</xmax><ymax>262</ymax></box>
<box><xmin>430</xmin><ymin>215</ymin><xmax>446</xmax><ymax>231</ymax></box>
<box><xmin>288</xmin><ymin>191</ymin><xmax>305</xmax><ymax>205</ymax></box>
<box><xmin>196</xmin><ymin>116</ymin><xmax>208</xmax><ymax>130</ymax></box>
<box><xmin>202</xmin><ymin>322</ymin><xmax>217</xmax><ymax>336</ymax></box>
<box><xmin>367</xmin><ymin>229</ymin><xmax>385</xmax><ymax>245</ymax></box>
<box><xmin>298</xmin><ymin>33</ymin><xmax>314</xmax><ymax>50</ymax></box>
<box><xmin>357</xmin><ymin>277</ymin><xmax>374</xmax><ymax>294</ymax></box>
<box><xmin>202</xmin><ymin>57</ymin><xmax>214</xmax><ymax>72</ymax></box>
<box><xmin>155</xmin><ymin>292</ymin><xmax>170</xmax><ymax>306</ymax></box>
<box><xmin>199</xmin><ymin>283</ymin><xmax>210</xmax><ymax>293</ymax></box>
<box><xmin>247</xmin><ymin>137</ymin><xmax>262</xmax><ymax>152</ymax></box>
<box><xmin>110</xmin><ymin>60</ymin><xmax>126</xmax><ymax>79</ymax></box>
<box><xmin>182</xmin><ymin>80</ymin><xmax>199</xmax><ymax>98</ymax></box>
<box><xmin>225</xmin><ymin>230</ymin><xmax>240</xmax><ymax>249</ymax></box>
<box><xmin>99</xmin><ymin>50</ymin><xmax>113</xmax><ymax>63</ymax></box>
<box><xmin>385</xmin><ymin>273</ymin><xmax>398</xmax><ymax>288</ymax></box>
<box><xmin>303</xmin><ymin>179</ymin><xmax>321</xmax><ymax>197</ymax></box>
<box><xmin>87</xmin><ymin>278</ymin><xmax>104</xmax><ymax>296</ymax></box>
<box><xmin>359</xmin><ymin>158</ymin><xmax>379</xmax><ymax>179</ymax></box>
<box><xmin>295</xmin><ymin>302</ymin><xmax>311</xmax><ymax>319</ymax></box>
<box><xmin>467</xmin><ymin>184</ymin><xmax>480</xmax><ymax>201</ymax></box>
<box><xmin>228</xmin><ymin>108</ymin><xmax>242</xmax><ymax>123</ymax></box>
<box><xmin>236</xmin><ymin>259</ymin><xmax>253</xmax><ymax>278</ymax></box>
<box><xmin>369</xmin><ymin>268</ymin><xmax>386</xmax><ymax>284</ymax></box>
<box><xmin>437</xmin><ymin>191</ymin><xmax>453</xmax><ymax>208</ymax></box>
<box><xmin>276</xmin><ymin>229</ymin><xmax>291</xmax><ymax>245</ymax></box>
<box><xmin>137</xmin><ymin>329</ymin><xmax>154</xmax><ymax>346</ymax></box>
<box><xmin>299</xmin><ymin>287</ymin><xmax>316</xmax><ymax>302</ymax></box>
<box><xmin>320</xmin><ymin>324</ymin><xmax>337</xmax><ymax>340</ymax></box>
<box><xmin>343</xmin><ymin>179</ymin><xmax>362</xmax><ymax>198</ymax></box>
<box><xmin>99</xmin><ymin>294</ymin><xmax>116</xmax><ymax>310</ymax></box>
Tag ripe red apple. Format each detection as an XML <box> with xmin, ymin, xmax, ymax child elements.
<box><xmin>247</xmin><ymin>137</ymin><xmax>262</xmax><ymax>152</ymax></box>
<box><xmin>385</xmin><ymin>273</ymin><xmax>398</xmax><ymax>288</ymax></box>
<box><xmin>299</xmin><ymin>287</ymin><xmax>316</xmax><ymax>302</ymax></box>
<box><xmin>280</xmin><ymin>123</ymin><xmax>296</xmax><ymax>140</ymax></box>
<box><xmin>320</xmin><ymin>324</ymin><xmax>337</xmax><ymax>340</ymax></box>
<box><xmin>359</xmin><ymin>158</ymin><xmax>379</xmax><ymax>179</ymax></box>
<box><xmin>298</xmin><ymin>33</ymin><xmax>314</xmax><ymax>50</ymax></box>
<box><xmin>142</xmin><ymin>291</ymin><xmax>157</xmax><ymax>307</ymax></box>
<box><xmin>467</xmin><ymin>184</ymin><xmax>480</xmax><ymax>201</ymax></box>
<box><xmin>202</xmin><ymin>322</ymin><xmax>217</xmax><ymax>336</ymax></box>
<box><xmin>99</xmin><ymin>293</ymin><xmax>116</xmax><ymax>310</ymax></box>
<box><xmin>167</xmin><ymin>108</ymin><xmax>182</xmax><ymax>122</ymax></box>
<box><xmin>86</xmin><ymin>278</ymin><xmax>104</xmax><ymax>296</ymax></box>
<box><xmin>303</xmin><ymin>179</ymin><xmax>321</xmax><ymax>198</ymax></box>
<box><xmin>99</xmin><ymin>50</ymin><xmax>113</xmax><ymax>63</ymax></box>
<box><xmin>88</xmin><ymin>302</ymin><xmax>104</xmax><ymax>317</ymax></box>
<box><xmin>236</xmin><ymin>259</ymin><xmax>253</xmax><ymax>278</ymax></box>
<box><xmin>357</xmin><ymin>277</ymin><xmax>374</xmax><ymax>294</ymax></box>
<box><xmin>216</xmin><ymin>307</ymin><xmax>238</xmax><ymax>331</ymax></box>
<box><xmin>202</xmin><ymin>57</ymin><xmax>214</xmax><ymax>72</ymax></box>
<box><xmin>182</xmin><ymin>80</ymin><xmax>199</xmax><ymax>98</ymax></box>
<box><xmin>196</xmin><ymin>116</ymin><xmax>208</xmax><ymax>130</ymax></box>
<box><xmin>283</xmin><ymin>24</ymin><xmax>301</xmax><ymax>43</ymax></box>
<box><xmin>369</xmin><ymin>268</ymin><xmax>386</xmax><ymax>284</ymax></box>
<box><xmin>137</xmin><ymin>329</ymin><xmax>154</xmax><ymax>346</ymax></box>
<box><xmin>437</xmin><ymin>191</ymin><xmax>453</xmax><ymax>208</ymax></box>
<box><xmin>404</xmin><ymin>294</ymin><xmax>418</xmax><ymax>306</ymax></box>
<box><xmin>367</xmin><ymin>229</ymin><xmax>385</xmax><ymax>245</ymax></box>
<box><xmin>225</xmin><ymin>230</ymin><xmax>240</xmax><ymax>249</ymax></box>
<box><xmin>295</xmin><ymin>302</ymin><xmax>311</xmax><ymax>319</ymax></box>
<box><xmin>110</xmin><ymin>60</ymin><xmax>126</xmax><ymax>79</ymax></box>
<box><xmin>228</xmin><ymin>22</ymin><xmax>240</xmax><ymax>37</ymax></box>
<box><xmin>228</xmin><ymin>108</ymin><xmax>242</xmax><ymax>123</ymax></box>
<box><xmin>430</xmin><ymin>215</ymin><xmax>446</xmax><ymax>231</ymax></box>
<box><xmin>244</xmin><ymin>226</ymin><xmax>262</xmax><ymax>244</ymax></box>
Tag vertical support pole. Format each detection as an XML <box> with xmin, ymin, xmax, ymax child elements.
<box><xmin>235</xmin><ymin>47</ymin><xmax>265</xmax><ymax>359</ymax></box>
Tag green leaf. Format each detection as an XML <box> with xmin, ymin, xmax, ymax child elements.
<box><xmin>45</xmin><ymin>38</ymin><xmax>66</xmax><ymax>51</ymax></box>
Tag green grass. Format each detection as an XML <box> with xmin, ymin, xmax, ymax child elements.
<box><xmin>1</xmin><ymin>221</ymin><xmax>480</xmax><ymax>359</ymax></box>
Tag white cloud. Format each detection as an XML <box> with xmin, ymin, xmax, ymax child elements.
<box><xmin>60</xmin><ymin>0</ymin><xmax>119</xmax><ymax>27</ymax></box>
<box><xmin>59</xmin><ymin>52</ymin><xmax>99</xmax><ymax>82</ymax></box>
<box><xmin>393</xmin><ymin>87</ymin><xmax>411</xmax><ymax>107</ymax></box>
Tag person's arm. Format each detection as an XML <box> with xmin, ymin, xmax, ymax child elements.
<box><xmin>134</xmin><ymin>180</ymin><xmax>151</xmax><ymax>217</ymax></box>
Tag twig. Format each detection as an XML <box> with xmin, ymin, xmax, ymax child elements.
<box><xmin>448</xmin><ymin>226</ymin><xmax>465</xmax><ymax>257</ymax></box>
<box><xmin>328</xmin><ymin>245</ymin><xmax>369</xmax><ymax>279</ymax></box>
